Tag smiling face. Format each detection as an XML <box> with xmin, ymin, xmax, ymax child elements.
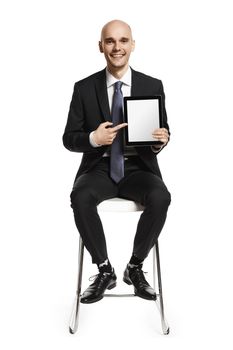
<box><xmin>99</xmin><ymin>20</ymin><xmax>135</xmax><ymax>77</ymax></box>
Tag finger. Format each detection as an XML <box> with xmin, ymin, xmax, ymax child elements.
<box><xmin>152</xmin><ymin>130</ymin><xmax>161</xmax><ymax>136</ymax></box>
<box><xmin>152</xmin><ymin>134</ymin><xmax>168</xmax><ymax>143</ymax></box>
<box><xmin>152</xmin><ymin>128</ymin><xmax>162</xmax><ymax>133</ymax></box>
<box><xmin>153</xmin><ymin>131</ymin><xmax>168</xmax><ymax>138</ymax></box>
<box><xmin>103</xmin><ymin>122</ymin><xmax>113</xmax><ymax>128</ymax></box>
<box><xmin>160</xmin><ymin>137</ymin><xmax>168</xmax><ymax>144</ymax></box>
<box><xmin>107</xmin><ymin>136</ymin><xmax>115</xmax><ymax>143</ymax></box>
<box><xmin>111</xmin><ymin>123</ymin><xmax>128</xmax><ymax>132</ymax></box>
<box><xmin>152</xmin><ymin>128</ymin><xmax>168</xmax><ymax>135</ymax></box>
<box><xmin>107</xmin><ymin>130</ymin><xmax>117</xmax><ymax>137</ymax></box>
<box><xmin>152</xmin><ymin>132</ymin><xmax>163</xmax><ymax>138</ymax></box>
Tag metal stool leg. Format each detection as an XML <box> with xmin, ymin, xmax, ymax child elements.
<box><xmin>153</xmin><ymin>241</ymin><xmax>170</xmax><ymax>335</ymax></box>
<box><xmin>69</xmin><ymin>236</ymin><xmax>84</xmax><ymax>334</ymax></box>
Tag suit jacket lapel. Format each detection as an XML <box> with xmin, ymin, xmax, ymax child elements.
<box><xmin>131</xmin><ymin>68</ymin><xmax>143</xmax><ymax>96</ymax></box>
<box><xmin>95</xmin><ymin>69</ymin><xmax>111</xmax><ymax>122</ymax></box>
<box><xmin>94</xmin><ymin>68</ymin><xmax>143</xmax><ymax>121</ymax></box>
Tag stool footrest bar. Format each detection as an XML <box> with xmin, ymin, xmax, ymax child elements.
<box><xmin>104</xmin><ymin>293</ymin><xmax>136</xmax><ymax>297</ymax></box>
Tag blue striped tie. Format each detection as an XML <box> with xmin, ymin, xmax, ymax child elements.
<box><xmin>110</xmin><ymin>81</ymin><xmax>124</xmax><ymax>183</ymax></box>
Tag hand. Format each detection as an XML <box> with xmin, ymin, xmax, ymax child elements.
<box><xmin>93</xmin><ymin>121</ymin><xmax>128</xmax><ymax>146</ymax></box>
<box><xmin>152</xmin><ymin>128</ymin><xmax>169</xmax><ymax>145</ymax></box>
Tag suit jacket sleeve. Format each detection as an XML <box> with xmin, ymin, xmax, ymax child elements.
<box><xmin>154</xmin><ymin>80</ymin><xmax>170</xmax><ymax>155</ymax></box>
<box><xmin>62</xmin><ymin>83</ymin><xmax>95</xmax><ymax>153</ymax></box>
<box><xmin>159</xmin><ymin>81</ymin><xmax>169</xmax><ymax>132</ymax></box>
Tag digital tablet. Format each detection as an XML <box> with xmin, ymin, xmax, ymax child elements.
<box><xmin>123</xmin><ymin>96</ymin><xmax>163</xmax><ymax>146</ymax></box>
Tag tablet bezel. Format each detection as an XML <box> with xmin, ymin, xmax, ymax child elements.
<box><xmin>123</xmin><ymin>95</ymin><xmax>163</xmax><ymax>146</ymax></box>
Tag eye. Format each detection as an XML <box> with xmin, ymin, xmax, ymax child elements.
<box><xmin>105</xmin><ymin>39</ymin><xmax>114</xmax><ymax>45</ymax></box>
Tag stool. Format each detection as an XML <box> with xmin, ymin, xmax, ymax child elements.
<box><xmin>69</xmin><ymin>198</ymin><xmax>170</xmax><ymax>335</ymax></box>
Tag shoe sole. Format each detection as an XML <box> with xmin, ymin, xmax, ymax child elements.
<box><xmin>134</xmin><ymin>291</ymin><xmax>157</xmax><ymax>301</ymax></box>
<box><xmin>123</xmin><ymin>277</ymin><xmax>132</xmax><ymax>285</ymax></box>
<box><xmin>107</xmin><ymin>281</ymin><xmax>117</xmax><ymax>290</ymax></box>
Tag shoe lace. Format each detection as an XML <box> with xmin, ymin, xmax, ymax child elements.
<box><xmin>88</xmin><ymin>272</ymin><xmax>110</xmax><ymax>285</ymax></box>
<box><xmin>131</xmin><ymin>268</ymin><xmax>149</xmax><ymax>287</ymax></box>
<box><xmin>89</xmin><ymin>274</ymin><xmax>98</xmax><ymax>282</ymax></box>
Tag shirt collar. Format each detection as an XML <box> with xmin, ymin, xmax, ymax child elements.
<box><xmin>106</xmin><ymin>66</ymin><xmax>132</xmax><ymax>88</ymax></box>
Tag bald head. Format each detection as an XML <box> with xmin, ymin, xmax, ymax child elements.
<box><xmin>100</xmin><ymin>20</ymin><xmax>133</xmax><ymax>41</ymax></box>
<box><xmin>99</xmin><ymin>19</ymin><xmax>135</xmax><ymax>78</ymax></box>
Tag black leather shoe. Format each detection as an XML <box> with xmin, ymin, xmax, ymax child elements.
<box><xmin>123</xmin><ymin>265</ymin><xmax>157</xmax><ymax>300</ymax></box>
<box><xmin>80</xmin><ymin>269</ymin><xmax>117</xmax><ymax>304</ymax></box>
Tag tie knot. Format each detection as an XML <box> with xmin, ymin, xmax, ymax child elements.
<box><xmin>114</xmin><ymin>81</ymin><xmax>123</xmax><ymax>92</ymax></box>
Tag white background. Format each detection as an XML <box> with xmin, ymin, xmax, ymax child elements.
<box><xmin>0</xmin><ymin>0</ymin><xmax>233</xmax><ymax>349</ymax></box>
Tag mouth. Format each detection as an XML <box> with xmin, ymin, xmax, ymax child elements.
<box><xmin>110</xmin><ymin>54</ymin><xmax>125</xmax><ymax>58</ymax></box>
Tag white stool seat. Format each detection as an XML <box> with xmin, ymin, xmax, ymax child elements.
<box><xmin>97</xmin><ymin>198</ymin><xmax>144</xmax><ymax>212</ymax></box>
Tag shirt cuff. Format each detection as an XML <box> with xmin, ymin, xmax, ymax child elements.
<box><xmin>89</xmin><ymin>131</ymin><xmax>101</xmax><ymax>147</ymax></box>
<box><xmin>151</xmin><ymin>145</ymin><xmax>163</xmax><ymax>153</ymax></box>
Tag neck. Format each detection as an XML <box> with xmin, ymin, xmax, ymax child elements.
<box><xmin>107</xmin><ymin>64</ymin><xmax>129</xmax><ymax>79</ymax></box>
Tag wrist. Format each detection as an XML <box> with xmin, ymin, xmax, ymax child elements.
<box><xmin>92</xmin><ymin>131</ymin><xmax>101</xmax><ymax>146</ymax></box>
<box><xmin>89</xmin><ymin>131</ymin><xmax>101</xmax><ymax>147</ymax></box>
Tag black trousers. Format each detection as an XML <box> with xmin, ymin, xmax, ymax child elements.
<box><xmin>70</xmin><ymin>156</ymin><xmax>171</xmax><ymax>264</ymax></box>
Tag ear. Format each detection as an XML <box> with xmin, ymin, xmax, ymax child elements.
<box><xmin>131</xmin><ymin>40</ymin><xmax>135</xmax><ymax>52</ymax></box>
<box><xmin>99</xmin><ymin>41</ymin><xmax>103</xmax><ymax>53</ymax></box>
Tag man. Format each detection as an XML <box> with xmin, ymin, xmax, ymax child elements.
<box><xmin>63</xmin><ymin>20</ymin><xmax>171</xmax><ymax>304</ymax></box>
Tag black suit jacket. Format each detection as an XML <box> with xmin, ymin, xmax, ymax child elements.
<box><xmin>63</xmin><ymin>68</ymin><xmax>169</xmax><ymax>181</ymax></box>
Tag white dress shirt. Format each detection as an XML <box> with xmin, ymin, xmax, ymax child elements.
<box><xmin>106</xmin><ymin>66</ymin><xmax>131</xmax><ymax>114</ymax></box>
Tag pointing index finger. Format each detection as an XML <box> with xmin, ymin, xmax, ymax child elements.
<box><xmin>111</xmin><ymin>123</ymin><xmax>128</xmax><ymax>132</ymax></box>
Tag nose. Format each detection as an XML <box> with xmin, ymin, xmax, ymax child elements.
<box><xmin>113</xmin><ymin>41</ymin><xmax>121</xmax><ymax>51</ymax></box>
